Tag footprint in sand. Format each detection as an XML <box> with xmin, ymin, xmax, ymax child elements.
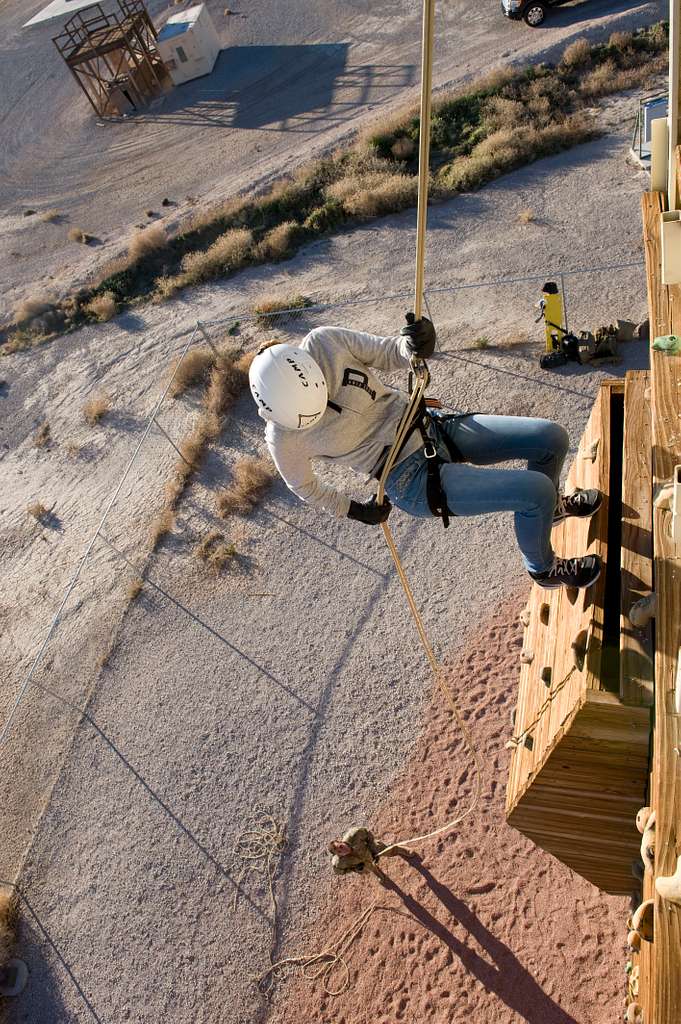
<box><xmin>466</xmin><ymin>881</ymin><xmax>497</xmax><ymax>895</ymax></box>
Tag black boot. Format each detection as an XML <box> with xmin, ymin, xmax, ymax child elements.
<box><xmin>553</xmin><ymin>488</ymin><xmax>602</xmax><ymax>525</ymax></box>
<box><xmin>530</xmin><ymin>554</ymin><xmax>602</xmax><ymax>590</ymax></box>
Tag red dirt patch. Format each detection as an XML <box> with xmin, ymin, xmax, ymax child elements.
<box><xmin>268</xmin><ymin>593</ymin><xmax>628</xmax><ymax>1024</ymax></box>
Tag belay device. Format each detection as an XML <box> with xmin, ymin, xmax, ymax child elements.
<box><xmin>535</xmin><ymin>281</ymin><xmax>618</xmax><ymax>370</ymax></box>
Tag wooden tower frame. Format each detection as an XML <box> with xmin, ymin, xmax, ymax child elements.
<box><xmin>53</xmin><ymin>0</ymin><xmax>171</xmax><ymax>118</ymax></box>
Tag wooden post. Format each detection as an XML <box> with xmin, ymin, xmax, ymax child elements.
<box><xmin>669</xmin><ymin>0</ymin><xmax>681</xmax><ymax>206</ymax></box>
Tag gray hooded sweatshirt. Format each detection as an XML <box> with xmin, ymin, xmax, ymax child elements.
<box><xmin>263</xmin><ymin>326</ymin><xmax>421</xmax><ymax>517</ymax></box>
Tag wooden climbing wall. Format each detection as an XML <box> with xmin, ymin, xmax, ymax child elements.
<box><xmin>506</xmin><ymin>380</ymin><xmax>651</xmax><ymax>895</ymax></box>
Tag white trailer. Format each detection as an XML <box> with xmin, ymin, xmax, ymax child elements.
<box><xmin>157</xmin><ymin>3</ymin><xmax>220</xmax><ymax>86</ymax></box>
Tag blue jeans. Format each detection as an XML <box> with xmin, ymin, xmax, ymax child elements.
<box><xmin>385</xmin><ymin>414</ymin><xmax>569</xmax><ymax>574</ymax></box>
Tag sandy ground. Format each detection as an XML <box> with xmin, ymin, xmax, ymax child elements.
<box><xmin>0</xmin><ymin>115</ymin><xmax>651</xmax><ymax>1023</ymax></box>
<box><xmin>271</xmin><ymin>599</ymin><xmax>630</xmax><ymax>1024</ymax></box>
<box><xmin>0</xmin><ymin>0</ymin><xmax>664</xmax><ymax>320</ymax></box>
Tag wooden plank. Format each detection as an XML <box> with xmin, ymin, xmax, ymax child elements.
<box><xmin>508</xmin><ymin>691</ymin><xmax>649</xmax><ymax>893</ymax></box>
<box><xmin>642</xmin><ymin>192</ymin><xmax>670</xmax><ymax>342</ymax></box>
<box><xmin>641</xmin><ymin>188</ymin><xmax>681</xmax><ymax>1024</ymax></box>
<box><xmin>620</xmin><ymin>371</ymin><xmax>654</xmax><ymax>706</ymax></box>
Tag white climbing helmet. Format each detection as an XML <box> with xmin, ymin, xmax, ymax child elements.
<box><xmin>249</xmin><ymin>344</ymin><xmax>328</xmax><ymax>430</ymax></box>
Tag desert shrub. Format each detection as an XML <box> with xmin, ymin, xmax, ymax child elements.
<box><xmin>440</xmin><ymin>116</ymin><xmax>594</xmax><ymax>192</ymax></box>
<box><xmin>216</xmin><ymin>456</ymin><xmax>274</xmax><ymax>517</ymax></box>
<box><xmin>204</xmin><ymin>355</ymin><xmax>251</xmax><ymax>415</ymax></box>
<box><xmin>254</xmin><ymin>221</ymin><xmax>305</xmax><ymax>260</ymax></box>
<box><xmin>517</xmin><ymin>207</ymin><xmax>535</xmax><ymax>224</ymax></box>
<box><xmin>608</xmin><ymin>30</ymin><xmax>634</xmax><ymax>50</ymax></box>
<box><xmin>33</xmin><ymin>421</ymin><xmax>51</xmax><ymax>447</ymax></box>
<box><xmin>83</xmin><ymin>392</ymin><xmax>111</xmax><ymax>425</ymax></box>
<box><xmin>27</xmin><ymin>501</ymin><xmax>48</xmax><ymax>520</ymax></box>
<box><xmin>483</xmin><ymin>96</ymin><xmax>529</xmax><ymax>132</ymax></box>
<box><xmin>302</xmin><ymin>199</ymin><xmax>345</xmax><ymax>232</ymax></box>
<box><xmin>85</xmin><ymin>292</ymin><xmax>117</xmax><ymax>322</ymax></box>
<box><xmin>149</xmin><ymin>509</ymin><xmax>174</xmax><ymax>548</ymax></box>
<box><xmin>561</xmin><ymin>38</ymin><xmax>592</xmax><ymax>68</ymax></box>
<box><xmin>126</xmin><ymin>578</ymin><xmax>143</xmax><ymax>600</ymax></box>
<box><xmin>327</xmin><ymin>171</ymin><xmax>418</xmax><ymax>218</ymax></box>
<box><xmin>128</xmin><ymin>224</ymin><xmax>167</xmax><ymax>260</ymax></box>
<box><xmin>169</xmin><ymin>346</ymin><xmax>215</xmax><ymax>396</ymax></box>
<box><xmin>180</xmin><ymin>228</ymin><xmax>252</xmax><ymax>284</ymax></box>
<box><xmin>68</xmin><ymin>227</ymin><xmax>93</xmax><ymax>244</ymax></box>
<box><xmin>14</xmin><ymin>296</ymin><xmax>55</xmax><ymax>327</ymax></box>
<box><xmin>40</xmin><ymin>209</ymin><xmax>60</xmax><ymax>223</ymax></box>
<box><xmin>154</xmin><ymin>274</ymin><xmax>183</xmax><ymax>302</ymax></box>
<box><xmin>0</xmin><ymin>891</ymin><xmax>17</xmax><ymax>968</ymax></box>
<box><xmin>253</xmin><ymin>293</ymin><xmax>312</xmax><ymax>326</ymax></box>
<box><xmin>195</xmin><ymin>530</ymin><xmax>237</xmax><ymax>573</ymax></box>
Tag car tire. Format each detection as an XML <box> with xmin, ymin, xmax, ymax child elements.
<box><xmin>523</xmin><ymin>2</ymin><xmax>546</xmax><ymax>25</ymax></box>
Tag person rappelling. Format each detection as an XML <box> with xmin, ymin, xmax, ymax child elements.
<box><xmin>247</xmin><ymin>318</ymin><xmax>602</xmax><ymax>590</ymax></box>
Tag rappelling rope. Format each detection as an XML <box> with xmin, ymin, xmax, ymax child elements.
<box><xmin>372</xmin><ymin>0</ymin><xmax>482</xmax><ymax>858</ymax></box>
<box><xmin>250</xmin><ymin>0</ymin><xmax>484</xmax><ymax>997</ymax></box>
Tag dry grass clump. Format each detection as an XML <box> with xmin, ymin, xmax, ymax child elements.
<box><xmin>327</xmin><ymin>171</ymin><xmax>418</xmax><ymax>218</ymax></box>
<box><xmin>83</xmin><ymin>391</ymin><xmax>111</xmax><ymax>425</ymax></box>
<box><xmin>217</xmin><ymin>456</ymin><xmax>274</xmax><ymax>517</ymax></box>
<box><xmin>180</xmin><ymin>228</ymin><xmax>252</xmax><ymax>285</ymax></box>
<box><xmin>194</xmin><ymin>530</ymin><xmax>237</xmax><ymax>574</ymax></box>
<box><xmin>204</xmin><ymin>356</ymin><xmax>250</xmax><ymax>416</ymax></box>
<box><xmin>84</xmin><ymin>291</ymin><xmax>117</xmax><ymax>322</ymax></box>
<box><xmin>560</xmin><ymin>38</ymin><xmax>592</xmax><ymax>68</ymax></box>
<box><xmin>126</xmin><ymin>578</ymin><xmax>143</xmax><ymax>600</ymax></box>
<box><xmin>517</xmin><ymin>207</ymin><xmax>536</xmax><ymax>224</ymax></box>
<box><xmin>40</xmin><ymin>209</ymin><xmax>61</xmax><ymax>223</ymax></box>
<box><xmin>253</xmin><ymin>293</ymin><xmax>312</xmax><ymax>326</ymax></box>
<box><xmin>0</xmin><ymin>890</ymin><xmax>17</xmax><ymax>968</ymax></box>
<box><xmin>473</xmin><ymin>336</ymin><xmax>491</xmax><ymax>350</ymax></box>
<box><xmin>33</xmin><ymin>421</ymin><xmax>51</xmax><ymax>448</ymax></box>
<box><xmin>128</xmin><ymin>224</ymin><xmax>167</xmax><ymax>260</ymax></box>
<box><xmin>27</xmin><ymin>501</ymin><xmax>48</xmax><ymax>521</ymax></box>
<box><xmin>441</xmin><ymin>116</ymin><xmax>594</xmax><ymax>192</ymax></box>
<box><xmin>68</xmin><ymin>227</ymin><xmax>93</xmax><ymax>244</ymax></box>
<box><xmin>254</xmin><ymin>221</ymin><xmax>302</xmax><ymax>261</ymax></box>
<box><xmin>149</xmin><ymin>508</ymin><xmax>174</xmax><ymax>548</ymax></box>
<box><xmin>14</xmin><ymin>296</ymin><xmax>54</xmax><ymax>327</ymax></box>
<box><xmin>169</xmin><ymin>346</ymin><xmax>215</xmax><ymax>397</ymax></box>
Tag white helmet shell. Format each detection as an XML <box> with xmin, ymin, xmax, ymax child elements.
<box><xmin>249</xmin><ymin>344</ymin><xmax>328</xmax><ymax>430</ymax></box>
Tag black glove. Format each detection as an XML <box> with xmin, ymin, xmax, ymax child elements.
<box><xmin>400</xmin><ymin>312</ymin><xmax>436</xmax><ymax>358</ymax></box>
<box><xmin>347</xmin><ymin>496</ymin><xmax>392</xmax><ymax>525</ymax></box>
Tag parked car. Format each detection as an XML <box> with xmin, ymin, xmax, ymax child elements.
<box><xmin>501</xmin><ymin>0</ymin><xmax>572</xmax><ymax>26</ymax></box>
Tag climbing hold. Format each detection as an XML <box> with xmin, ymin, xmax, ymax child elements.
<box><xmin>540</xmin><ymin>666</ymin><xmax>551</xmax><ymax>685</ymax></box>
<box><xmin>539</xmin><ymin>602</ymin><xmax>550</xmax><ymax>625</ymax></box>
<box><xmin>626</xmin><ymin>929</ymin><xmax>641</xmax><ymax>953</ymax></box>
<box><xmin>581</xmin><ymin>438</ymin><xmax>599</xmax><ymax>462</ymax></box>
<box><xmin>519</xmin><ymin>607</ymin><xmax>531</xmax><ymax>627</ymax></box>
<box><xmin>640</xmin><ymin>826</ymin><xmax>655</xmax><ymax>874</ymax></box>
<box><xmin>654</xmin><ymin>484</ymin><xmax>674</xmax><ymax>511</ymax></box>
<box><xmin>654</xmin><ymin>854</ymin><xmax>681</xmax><ymax>906</ymax></box>
<box><xmin>629</xmin><ymin>593</ymin><xmax>657</xmax><ymax>629</ymax></box>
<box><xmin>0</xmin><ymin>959</ymin><xmax>28</xmax><ymax>998</ymax></box>
<box><xmin>631</xmin><ymin>899</ymin><xmax>654</xmax><ymax>943</ymax></box>
<box><xmin>571</xmin><ymin>630</ymin><xmax>589</xmax><ymax>671</ymax></box>
<box><xmin>635</xmin><ymin>807</ymin><xmax>653</xmax><ymax>834</ymax></box>
<box><xmin>520</xmin><ymin>649</ymin><xmax>534</xmax><ymax>664</ymax></box>
<box><xmin>625</xmin><ymin>1003</ymin><xmax>644</xmax><ymax>1024</ymax></box>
